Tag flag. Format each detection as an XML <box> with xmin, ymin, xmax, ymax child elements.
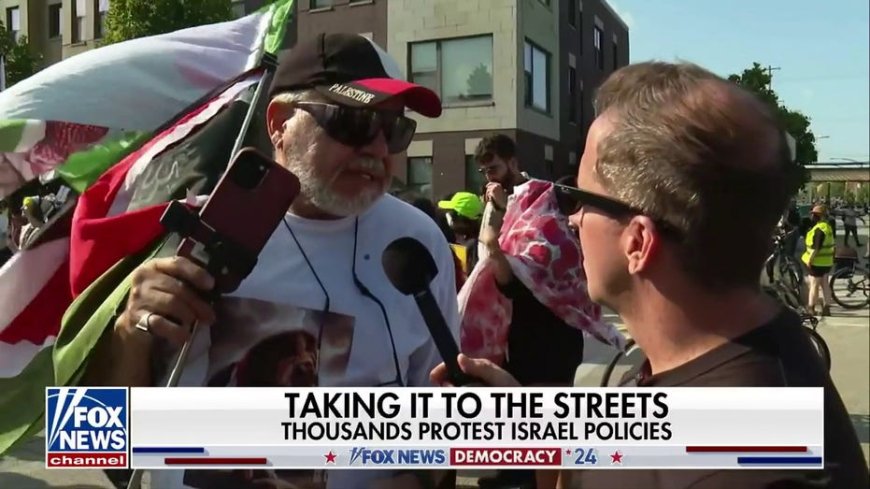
<box><xmin>0</xmin><ymin>0</ymin><xmax>295</xmax><ymax>455</ymax></box>
<box><xmin>458</xmin><ymin>180</ymin><xmax>625</xmax><ymax>363</ymax></box>
<box><xmin>0</xmin><ymin>3</ymin><xmax>290</xmax><ymax>132</ymax></box>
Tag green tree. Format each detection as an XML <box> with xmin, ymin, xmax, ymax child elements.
<box><xmin>0</xmin><ymin>25</ymin><xmax>42</xmax><ymax>87</ymax></box>
<box><xmin>728</xmin><ymin>62</ymin><xmax>818</xmax><ymax>185</ymax></box>
<box><xmin>102</xmin><ymin>0</ymin><xmax>233</xmax><ymax>45</ymax></box>
<box><xmin>465</xmin><ymin>63</ymin><xmax>493</xmax><ymax>100</ymax></box>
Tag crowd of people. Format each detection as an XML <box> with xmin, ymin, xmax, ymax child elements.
<box><xmin>1</xmin><ymin>32</ymin><xmax>868</xmax><ymax>489</ymax></box>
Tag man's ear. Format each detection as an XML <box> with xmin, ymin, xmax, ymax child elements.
<box><xmin>623</xmin><ymin>216</ymin><xmax>659</xmax><ymax>275</ymax></box>
<box><xmin>266</xmin><ymin>100</ymin><xmax>293</xmax><ymax>148</ymax></box>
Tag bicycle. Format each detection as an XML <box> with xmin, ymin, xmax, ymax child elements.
<box><xmin>829</xmin><ymin>260</ymin><xmax>869</xmax><ymax>310</ymax></box>
<box><xmin>763</xmin><ymin>228</ymin><xmax>804</xmax><ymax>297</ymax></box>
<box><xmin>598</xmin><ymin>285</ymin><xmax>832</xmax><ymax>387</ymax></box>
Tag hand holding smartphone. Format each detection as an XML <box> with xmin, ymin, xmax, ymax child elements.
<box><xmin>167</xmin><ymin>147</ymin><xmax>300</xmax><ymax>295</ymax></box>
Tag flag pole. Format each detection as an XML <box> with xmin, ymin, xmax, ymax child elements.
<box><xmin>124</xmin><ymin>54</ymin><xmax>279</xmax><ymax>489</ymax></box>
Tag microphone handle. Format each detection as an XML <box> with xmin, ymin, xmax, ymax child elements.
<box><xmin>414</xmin><ymin>289</ymin><xmax>476</xmax><ymax>386</ymax></box>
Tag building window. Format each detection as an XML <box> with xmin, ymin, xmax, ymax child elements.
<box><xmin>569</xmin><ymin>151</ymin><xmax>578</xmax><ymax>168</ymax></box>
<box><xmin>95</xmin><ymin>0</ymin><xmax>109</xmax><ymax>39</ymax></box>
<box><xmin>524</xmin><ymin>40</ymin><xmax>550</xmax><ymax>113</ymax></box>
<box><xmin>579</xmin><ymin>83</ymin><xmax>585</xmax><ymax>127</ymax></box>
<box><xmin>612</xmin><ymin>42</ymin><xmax>618</xmax><ymax>70</ymax></box>
<box><xmin>310</xmin><ymin>0</ymin><xmax>332</xmax><ymax>9</ymax></box>
<box><xmin>568</xmin><ymin>1</ymin><xmax>576</xmax><ymax>27</ymax></box>
<box><xmin>5</xmin><ymin>7</ymin><xmax>20</xmax><ymax>43</ymax></box>
<box><xmin>48</xmin><ymin>4</ymin><xmax>63</xmax><ymax>39</ymax></box>
<box><xmin>465</xmin><ymin>155</ymin><xmax>487</xmax><ymax>193</ymax></box>
<box><xmin>410</xmin><ymin>35</ymin><xmax>493</xmax><ymax>105</ymax></box>
<box><xmin>593</xmin><ymin>26</ymin><xmax>603</xmax><ymax>70</ymax></box>
<box><xmin>537</xmin><ymin>0</ymin><xmax>551</xmax><ymax>6</ymax></box>
<box><xmin>73</xmin><ymin>0</ymin><xmax>86</xmax><ymax>43</ymax></box>
<box><xmin>231</xmin><ymin>0</ymin><xmax>246</xmax><ymax>18</ymax></box>
<box><xmin>568</xmin><ymin>66</ymin><xmax>577</xmax><ymax>123</ymax></box>
<box><xmin>407</xmin><ymin>157</ymin><xmax>433</xmax><ymax>197</ymax></box>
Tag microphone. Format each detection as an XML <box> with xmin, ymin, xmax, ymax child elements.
<box><xmin>382</xmin><ymin>237</ymin><xmax>477</xmax><ymax>386</ymax></box>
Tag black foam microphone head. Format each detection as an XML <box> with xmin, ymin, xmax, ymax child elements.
<box><xmin>382</xmin><ymin>237</ymin><xmax>438</xmax><ymax>295</ymax></box>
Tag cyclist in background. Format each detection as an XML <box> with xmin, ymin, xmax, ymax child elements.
<box><xmin>802</xmin><ymin>205</ymin><xmax>836</xmax><ymax>316</ymax></box>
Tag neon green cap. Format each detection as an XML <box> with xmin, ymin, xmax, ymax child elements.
<box><xmin>438</xmin><ymin>192</ymin><xmax>484</xmax><ymax>220</ymax></box>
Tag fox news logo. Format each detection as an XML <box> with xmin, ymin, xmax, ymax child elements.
<box><xmin>45</xmin><ymin>387</ymin><xmax>128</xmax><ymax>469</ymax></box>
<box><xmin>348</xmin><ymin>448</ymin><xmax>446</xmax><ymax>466</ymax></box>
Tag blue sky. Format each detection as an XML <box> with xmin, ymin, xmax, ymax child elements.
<box><xmin>608</xmin><ymin>0</ymin><xmax>870</xmax><ymax>163</ymax></box>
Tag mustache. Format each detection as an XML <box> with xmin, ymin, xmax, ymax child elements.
<box><xmin>344</xmin><ymin>158</ymin><xmax>386</xmax><ymax>178</ymax></box>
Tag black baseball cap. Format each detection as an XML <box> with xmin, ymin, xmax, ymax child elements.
<box><xmin>268</xmin><ymin>33</ymin><xmax>442</xmax><ymax>117</ymax></box>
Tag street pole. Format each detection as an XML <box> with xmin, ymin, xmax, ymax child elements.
<box><xmin>766</xmin><ymin>65</ymin><xmax>781</xmax><ymax>91</ymax></box>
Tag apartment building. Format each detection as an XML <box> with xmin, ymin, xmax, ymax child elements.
<box><xmin>2</xmin><ymin>0</ymin><xmax>108</xmax><ymax>68</ymax></box>
<box><xmin>386</xmin><ymin>0</ymin><xmax>629</xmax><ymax>197</ymax></box>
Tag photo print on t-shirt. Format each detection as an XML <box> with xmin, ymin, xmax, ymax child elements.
<box><xmin>183</xmin><ymin>297</ymin><xmax>355</xmax><ymax>489</ymax></box>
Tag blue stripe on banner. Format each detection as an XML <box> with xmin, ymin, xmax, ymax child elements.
<box><xmin>738</xmin><ymin>456</ymin><xmax>823</xmax><ymax>465</ymax></box>
<box><xmin>132</xmin><ymin>447</ymin><xmax>207</xmax><ymax>454</ymax></box>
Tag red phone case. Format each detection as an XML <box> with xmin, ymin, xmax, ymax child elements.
<box><xmin>177</xmin><ymin>147</ymin><xmax>300</xmax><ymax>293</ymax></box>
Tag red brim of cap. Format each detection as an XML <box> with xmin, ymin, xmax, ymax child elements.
<box><xmin>319</xmin><ymin>78</ymin><xmax>443</xmax><ymax>118</ymax></box>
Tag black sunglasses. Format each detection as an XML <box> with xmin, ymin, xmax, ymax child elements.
<box><xmin>294</xmin><ymin>102</ymin><xmax>417</xmax><ymax>154</ymax></box>
<box><xmin>553</xmin><ymin>183</ymin><xmax>682</xmax><ymax>237</ymax></box>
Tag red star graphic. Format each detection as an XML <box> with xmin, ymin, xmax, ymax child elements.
<box><xmin>566</xmin><ymin>449</ymin><xmax>573</xmax><ymax>456</ymax></box>
<box><xmin>324</xmin><ymin>451</ymin><xmax>337</xmax><ymax>464</ymax></box>
<box><xmin>610</xmin><ymin>450</ymin><xmax>623</xmax><ymax>464</ymax></box>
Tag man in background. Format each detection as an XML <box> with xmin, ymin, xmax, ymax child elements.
<box><xmin>840</xmin><ymin>204</ymin><xmax>865</xmax><ymax>247</ymax></box>
<box><xmin>473</xmin><ymin>135</ymin><xmax>584</xmax><ymax>489</ymax></box>
<box><xmin>475</xmin><ymin>135</ymin><xmax>528</xmax><ymax>261</ymax></box>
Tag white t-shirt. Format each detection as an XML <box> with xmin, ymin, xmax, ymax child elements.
<box><xmin>149</xmin><ymin>194</ymin><xmax>460</xmax><ymax>489</ymax></box>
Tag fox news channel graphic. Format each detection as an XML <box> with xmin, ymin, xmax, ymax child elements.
<box><xmin>125</xmin><ymin>387</ymin><xmax>824</xmax><ymax>470</ymax></box>
<box><xmin>45</xmin><ymin>387</ymin><xmax>129</xmax><ymax>469</ymax></box>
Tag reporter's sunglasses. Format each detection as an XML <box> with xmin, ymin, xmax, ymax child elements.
<box><xmin>553</xmin><ymin>183</ymin><xmax>682</xmax><ymax>237</ymax></box>
<box><xmin>293</xmin><ymin>102</ymin><xmax>417</xmax><ymax>154</ymax></box>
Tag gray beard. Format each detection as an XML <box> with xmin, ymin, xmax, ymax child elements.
<box><xmin>285</xmin><ymin>153</ymin><xmax>386</xmax><ymax>218</ymax></box>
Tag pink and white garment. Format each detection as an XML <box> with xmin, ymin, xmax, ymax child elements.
<box><xmin>458</xmin><ymin>180</ymin><xmax>625</xmax><ymax>364</ymax></box>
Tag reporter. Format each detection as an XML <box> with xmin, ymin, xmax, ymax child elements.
<box><xmin>433</xmin><ymin>61</ymin><xmax>868</xmax><ymax>489</ymax></box>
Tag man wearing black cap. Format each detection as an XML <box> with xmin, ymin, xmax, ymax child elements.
<box><xmin>89</xmin><ymin>34</ymin><xmax>459</xmax><ymax>489</ymax></box>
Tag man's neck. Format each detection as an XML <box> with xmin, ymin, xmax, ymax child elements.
<box><xmin>288</xmin><ymin>199</ymin><xmax>342</xmax><ymax>221</ymax></box>
<box><xmin>502</xmin><ymin>171</ymin><xmax>526</xmax><ymax>193</ymax></box>
<box><xmin>620</xmin><ymin>285</ymin><xmax>779</xmax><ymax>376</ymax></box>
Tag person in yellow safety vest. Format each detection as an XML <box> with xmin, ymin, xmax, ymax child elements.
<box><xmin>802</xmin><ymin>205</ymin><xmax>836</xmax><ymax>316</ymax></box>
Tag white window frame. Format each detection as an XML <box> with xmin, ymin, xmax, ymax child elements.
<box><xmin>409</xmin><ymin>35</ymin><xmax>494</xmax><ymax>106</ymax></box>
<box><xmin>407</xmin><ymin>156</ymin><xmax>434</xmax><ymax>197</ymax></box>
<box><xmin>6</xmin><ymin>7</ymin><xmax>20</xmax><ymax>42</ymax></box>
<box><xmin>73</xmin><ymin>0</ymin><xmax>87</xmax><ymax>43</ymax></box>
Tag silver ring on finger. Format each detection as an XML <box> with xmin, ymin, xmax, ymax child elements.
<box><xmin>134</xmin><ymin>312</ymin><xmax>155</xmax><ymax>334</ymax></box>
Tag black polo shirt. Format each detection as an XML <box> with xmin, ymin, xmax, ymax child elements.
<box><xmin>577</xmin><ymin>308</ymin><xmax>869</xmax><ymax>489</ymax></box>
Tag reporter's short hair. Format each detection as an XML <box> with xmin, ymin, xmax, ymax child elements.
<box><xmin>593</xmin><ymin>61</ymin><xmax>802</xmax><ymax>290</ymax></box>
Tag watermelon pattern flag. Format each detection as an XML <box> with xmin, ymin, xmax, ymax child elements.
<box><xmin>458</xmin><ymin>180</ymin><xmax>626</xmax><ymax>363</ymax></box>
<box><xmin>0</xmin><ymin>0</ymin><xmax>295</xmax><ymax>456</ymax></box>
<box><xmin>0</xmin><ymin>120</ymin><xmax>114</xmax><ymax>199</ymax></box>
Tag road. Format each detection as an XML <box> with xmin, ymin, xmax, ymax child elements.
<box><xmin>2</xmin><ymin>226</ymin><xmax>868</xmax><ymax>489</ymax></box>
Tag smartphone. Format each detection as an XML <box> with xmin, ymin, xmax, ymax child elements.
<box><xmin>174</xmin><ymin>147</ymin><xmax>300</xmax><ymax>294</ymax></box>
